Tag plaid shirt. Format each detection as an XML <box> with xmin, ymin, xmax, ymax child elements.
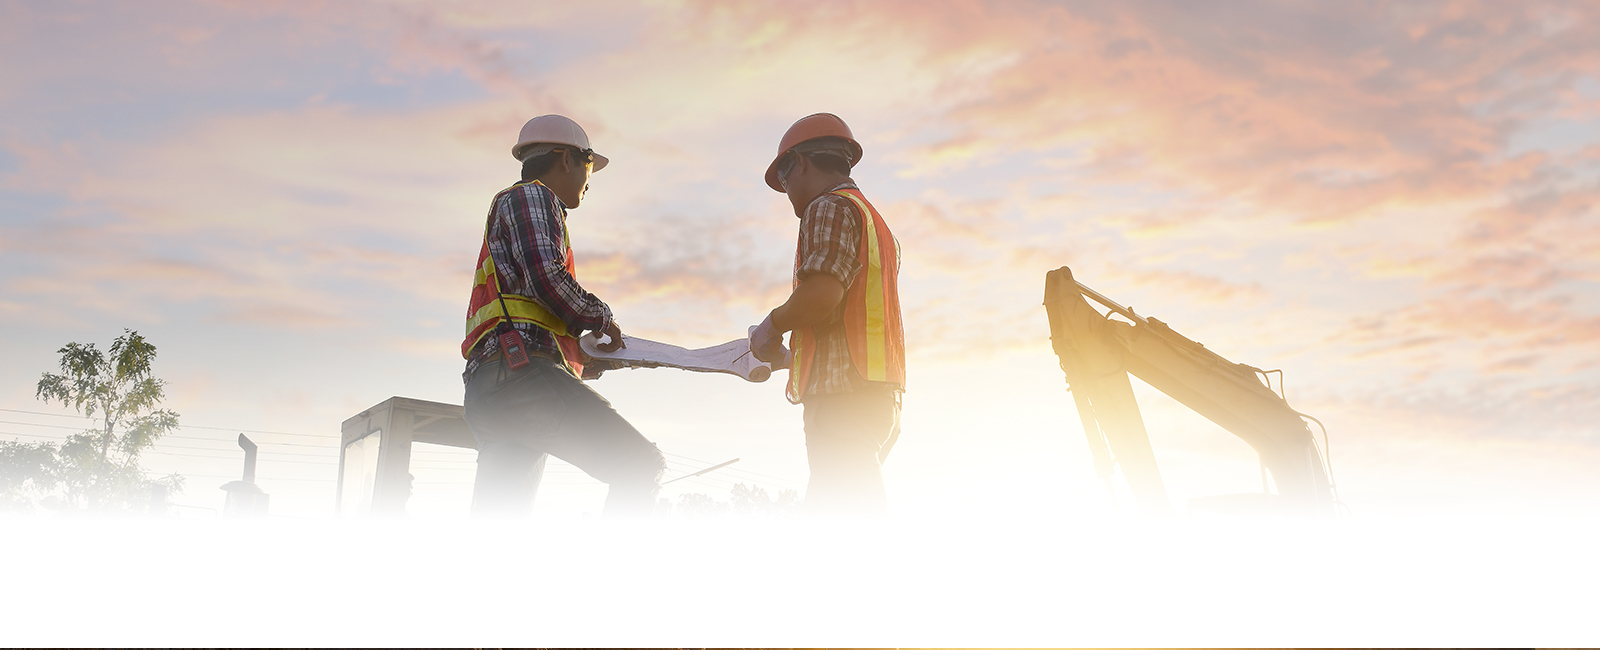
<box><xmin>464</xmin><ymin>180</ymin><xmax>612</xmax><ymax>382</ymax></box>
<box><xmin>793</xmin><ymin>181</ymin><xmax>901</xmax><ymax>397</ymax></box>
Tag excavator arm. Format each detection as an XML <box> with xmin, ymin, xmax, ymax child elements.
<box><xmin>1043</xmin><ymin>266</ymin><xmax>1335</xmax><ymax>515</ymax></box>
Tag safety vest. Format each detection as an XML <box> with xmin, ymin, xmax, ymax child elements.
<box><xmin>787</xmin><ymin>188</ymin><xmax>905</xmax><ymax>403</ymax></box>
<box><xmin>462</xmin><ymin>180</ymin><xmax>584</xmax><ymax>377</ymax></box>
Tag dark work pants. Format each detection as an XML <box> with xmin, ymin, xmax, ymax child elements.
<box><xmin>801</xmin><ymin>386</ymin><xmax>901</xmax><ymax>516</ymax></box>
<box><xmin>464</xmin><ymin>356</ymin><xmax>665</xmax><ymax>518</ymax></box>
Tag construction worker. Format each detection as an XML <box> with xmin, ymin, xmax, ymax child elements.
<box><xmin>749</xmin><ymin>113</ymin><xmax>906</xmax><ymax>516</ymax></box>
<box><xmin>461</xmin><ymin>114</ymin><xmax>665</xmax><ymax>517</ymax></box>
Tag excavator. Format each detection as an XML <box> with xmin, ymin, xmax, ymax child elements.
<box><xmin>1043</xmin><ymin>266</ymin><xmax>1340</xmax><ymax>515</ymax></box>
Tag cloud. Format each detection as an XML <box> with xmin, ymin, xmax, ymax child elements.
<box><xmin>3</xmin><ymin>0</ymin><xmax>1599</xmax><ymax>467</ymax></box>
<box><xmin>1116</xmin><ymin>267</ymin><xmax>1269</xmax><ymax>304</ymax></box>
<box><xmin>215</xmin><ymin>303</ymin><xmax>356</xmax><ymax>330</ymax></box>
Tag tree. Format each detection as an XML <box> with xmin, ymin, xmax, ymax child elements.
<box><xmin>673</xmin><ymin>483</ymin><xmax>802</xmax><ymax>518</ymax></box>
<box><xmin>28</xmin><ymin>329</ymin><xmax>184</xmax><ymax>511</ymax></box>
<box><xmin>0</xmin><ymin>440</ymin><xmax>60</xmax><ymax>512</ymax></box>
<box><xmin>730</xmin><ymin>483</ymin><xmax>800</xmax><ymax>517</ymax></box>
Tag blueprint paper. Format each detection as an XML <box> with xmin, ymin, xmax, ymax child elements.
<box><xmin>579</xmin><ymin>334</ymin><xmax>774</xmax><ymax>383</ymax></box>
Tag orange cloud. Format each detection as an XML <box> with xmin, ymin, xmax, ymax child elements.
<box><xmin>3</xmin><ymin>0</ymin><xmax>1598</xmax><ymax>471</ymax></box>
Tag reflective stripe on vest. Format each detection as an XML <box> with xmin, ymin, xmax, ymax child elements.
<box><xmin>461</xmin><ymin>180</ymin><xmax>584</xmax><ymax>376</ymax></box>
<box><xmin>787</xmin><ymin>189</ymin><xmax>905</xmax><ymax>403</ymax></box>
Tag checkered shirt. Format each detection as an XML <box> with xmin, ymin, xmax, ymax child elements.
<box><xmin>464</xmin><ymin>180</ymin><xmax>613</xmax><ymax>382</ymax></box>
<box><xmin>793</xmin><ymin>181</ymin><xmax>901</xmax><ymax>398</ymax></box>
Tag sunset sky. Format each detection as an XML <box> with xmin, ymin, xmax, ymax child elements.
<box><xmin>2</xmin><ymin>0</ymin><xmax>1598</xmax><ymax>520</ymax></box>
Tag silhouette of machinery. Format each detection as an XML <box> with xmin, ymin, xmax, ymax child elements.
<box><xmin>338</xmin><ymin>396</ymin><xmax>487</xmax><ymax>516</ymax></box>
<box><xmin>333</xmin><ymin>272</ymin><xmax>1337</xmax><ymax>517</ymax></box>
<box><xmin>1044</xmin><ymin>266</ymin><xmax>1338</xmax><ymax>515</ymax></box>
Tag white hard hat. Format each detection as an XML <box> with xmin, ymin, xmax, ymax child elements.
<box><xmin>512</xmin><ymin>114</ymin><xmax>609</xmax><ymax>171</ymax></box>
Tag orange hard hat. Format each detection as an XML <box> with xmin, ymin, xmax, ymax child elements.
<box><xmin>764</xmin><ymin>113</ymin><xmax>863</xmax><ymax>192</ymax></box>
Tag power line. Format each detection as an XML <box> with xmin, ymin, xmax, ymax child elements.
<box><xmin>7</xmin><ymin>408</ymin><xmax>803</xmax><ymax>484</ymax></box>
<box><xmin>663</xmin><ymin>451</ymin><xmax>802</xmax><ymax>486</ymax></box>
<box><xmin>145</xmin><ymin>448</ymin><xmax>337</xmax><ymax>466</ymax></box>
<box><xmin>150</xmin><ymin>442</ymin><xmax>334</xmax><ymax>460</ymax></box>
<box><xmin>0</xmin><ymin>420</ymin><xmax>336</xmax><ymax>448</ymax></box>
<box><xmin>1</xmin><ymin>430</ymin><xmax>336</xmax><ymax>462</ymax></box>
<box><xmin>0</xmin><ymin>407</ymin><xmax>338</xmax><ymax>441</ymax></box>
<box><xmin>172</xmin><ymin>435</ymin><xmax>334</xmax><ymax>449</ymax></box>
<box><xmin>10</xmin><ymin>438</ymin><xmax>788</xmax><ymax>491</ymax></box>
<box><xmin>397</xmin><ymin>455</ymin><xmax>737</xmax><ymax>479</ymax></box>
<box><xmin>145</xmin><ymin>470</ymin><xmax>335</xmax><ymax>483</ymax></box>
<box><xmin>661</xmin><ymin>458</ymin><xmax>786</xmax><ymax>490</ymax></box>
<box><xmin>0</xmin><ymin>407</ymin><xmax>91</xmax><ymax>419</ymax></box>
<box><xmin>178</xmin><ymin>423</ymin><xmax>337</xmax><ymax>441</ymax></box>
<box><xmin>138</xmin><ymin>446</ymin><xmax>329</xmax><ymax>466</ymax></box>
<box><xmin>140</xmin><ymin>454</ymin><xmax>235</xmax><ymax>474</ymax></box>
<box><xmin>659</xmin><ymin>461</ymin><xmax>764</xmax><ymax>493</ymax></box>
<box><xmin>1</xmin><ymin>430</ymin><xmax>73</xmax><ymax>442</ymax></box>
<box><xmin>8</xmin><ymin>418</ymin><xmax>799</xmax><ymax>493</ymax></box>
<box><xmin>10</xmin><ymin>432</ymin><xmax>681</xmax><ymax>479</ymax></box>
<box><xmin>0</xmin><ymin>419</ymin><xmax>99</xmax><ymax>431</ymax></box>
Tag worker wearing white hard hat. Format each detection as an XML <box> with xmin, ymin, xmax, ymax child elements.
<box><xmin>460</xmin><ymin>114</ymin><xmax>664</xmax><ymax>518</ymax></box>
<box><xmin>511</xmin><ymin>114</ymin><xmax>611</xmax><ymax>170</ymax></box>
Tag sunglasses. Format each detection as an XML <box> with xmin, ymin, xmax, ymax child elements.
<box><xmin>776</xmin><ymin>151</ymin><xmax>800</xmax><ymax>188</ymax></box>
<box><xmin>549</xmin><ymin>147</ymin><xmax>595</xmax><ymax>167</ymax></box>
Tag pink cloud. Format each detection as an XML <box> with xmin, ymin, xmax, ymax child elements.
<box><xmin>1117</xmin><ymin>267</ymin><xmax>1269</xmax><ymax>304</ymax></box>
<box><xmin>2</xmin><ymin>0</ymin><xmax>1597</xmax><ymax>458</ymax></box>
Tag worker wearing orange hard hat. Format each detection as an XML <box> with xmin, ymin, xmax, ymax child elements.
<box><xmin>749</xmin><ymin>113</ymin><xmax>906</xmax><ymax>516</ymax></box>
<box><xmin>461</xmin><ymin>114</ymin><xmax>665</xmax><ymax>518</ymax></box>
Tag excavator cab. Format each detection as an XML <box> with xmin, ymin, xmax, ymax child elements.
<box><xmin>1043</xmin><ymin>266</ymin><xmax>1338</xmax><ymax>515</ymax></box>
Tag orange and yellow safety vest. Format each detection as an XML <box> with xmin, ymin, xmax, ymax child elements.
<box><xmin>462</xmin><ymin>180</ymin><xmax>584</xmax><ymax>376</ymax></box>
<box><xmin>787</xmin><ymin>188</ymin><xmax>905</xmax><ymax>403</ymax></box>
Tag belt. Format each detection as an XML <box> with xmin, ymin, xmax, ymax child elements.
<box><xmin>481</xmin><ymin>346</ymin><xmax>563</xmax><ymax>365</ymax></box>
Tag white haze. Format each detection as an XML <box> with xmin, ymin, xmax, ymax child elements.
<box><xmin>2</xmin><ymin>514</ymin><xmax>1596</xmax><ymax>646</ymax></box>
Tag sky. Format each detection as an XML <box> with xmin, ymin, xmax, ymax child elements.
<box><xmin>6</xmin><ymin>1</ymin><xmax>1600</xmax><ymax>646</ymax></box>
<box><xmin>2</xmin><ymin>0</ymin><xmax>1599</xmax><ymax>522</ymax></box>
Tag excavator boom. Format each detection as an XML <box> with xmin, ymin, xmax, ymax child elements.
<box><xmin>1043</xmin><ymin>266</ymin><xmax>1335</xmax><ymax>514</ymax></box>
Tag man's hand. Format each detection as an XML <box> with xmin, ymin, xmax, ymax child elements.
<box><xmin>596</xmin><ymin>320</ymin><xmax>626</xmax><ymax>353</ymax></box>
<box><xmin>770</xmin><ymin>344</ymin><xmax>793</xmax><ymax>370</ymax></box>
<box><xmin>749</xmin><ymin>312</ymin><xmax>789</xmax><ymax>367</ymax></box>
<box><xmin>581</xmin><ymin>358</ymin><xmax>622</xmax><ymax>381</ymax></box>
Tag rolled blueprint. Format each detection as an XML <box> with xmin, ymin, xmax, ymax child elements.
<box><xmin>579</xmin><ymin>334</ymin><xmax>773</xmax><ymax>383</ymax></box>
